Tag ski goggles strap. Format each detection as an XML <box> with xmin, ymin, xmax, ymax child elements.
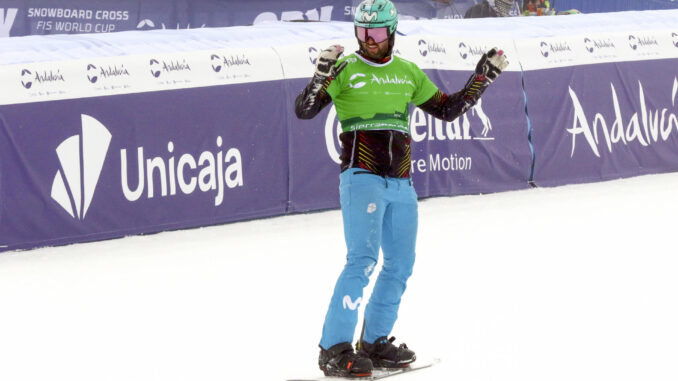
<box><xmin>355</xmin><ymin>27</ymin><xmax>389</xmax><ymax>43</ymax></box>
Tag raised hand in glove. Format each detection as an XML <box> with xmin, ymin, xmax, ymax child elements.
<box><xmin>295</xmin><ymin>45</ymin><xmax>348</xmax><ymax>119</ymax></box>
<box><xmin>461</xmin><ymin>47</ymin><xmax>509</xmax><ymax>104</ymax></box>
<box><xmin>315</xmin><ymin>44</ymin><xmax>348</xmax><ymax>79</ymax></box>
<box><xmin>474</xmin><ymin>47</ymin><xmax>509</xmax><ymax>83</ymax></box>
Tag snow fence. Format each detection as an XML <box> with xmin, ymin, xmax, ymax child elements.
<box><xmin>1</xmin><ymin>10</ymin><xmax>678</xmax><ymax>252</ymax></box>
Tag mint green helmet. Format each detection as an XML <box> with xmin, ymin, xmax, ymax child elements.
<box><xmin>353</xmin><ymin>0</ymin><xmax>398</xmax><ymax>35</ymax></box>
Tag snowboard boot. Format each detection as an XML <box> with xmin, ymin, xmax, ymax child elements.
<box><xmin>318</xmin><ymin>342</ymin><xmax>373</xmax><ymax>378</ymax></box>
<box><xmin>357</xmin><ymin>336</ymin><xmax>416</xmax><ymax>369</ymax></box>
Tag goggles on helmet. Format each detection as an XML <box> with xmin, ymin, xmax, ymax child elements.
<box><xmin>355</xmin><ymin>27</ymin><xmax>389</xmax><ymax>43</ymax></box>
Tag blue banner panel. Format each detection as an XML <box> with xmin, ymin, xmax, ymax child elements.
<box><xmin>0</xmin><ymin>82</ymin><xmax>289</xmax><ymax>251</ymax></box>
<box><xmin>0</xmin><ymin>0</ymin><xmax>484</xmax><ymax>38</ymax></box>
<box><xmin>287</xmin><ymin>78</ymin><xmax>341</xmax><ymax>213</ymax></box>
<box><xmin>554</xmin><ymin>0</ymin><xmax>678</xmax><ymax>13</ymax></box>
<box><xmin>526</xmin><ymin>60</ymin><xmax>678</xmax><ymax>187</ymax></box>
<box><xmin>411</xmin><ymin>69</ymin><xmax>532</xmax><ymax>198</ymax></box>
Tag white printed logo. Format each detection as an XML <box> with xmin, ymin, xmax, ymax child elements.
<box><xmin>253</xmin><ymin>6</ymin><xmax>333</xmax><ymax>24</ymax></box>
<box><xmin>51</xmin><ymin>115</ymin><xmax>111</xmax><ymax>219</ymax></box>
<box><xmin>137</xmin><ymin>19</ymin><xmax>205</xmax><ymax>31</ymax></box>
<box><xmin>136</xmin><ymin>19</ymin><xmax>155</xmax><ymax>29</ymax></box>
<box><xmin>367</xmin><ymin>203</ymin><xmax>377</xmax><ymax>213</ymax></box>
<box><xmin>364</xmin><ymin>262</ymin><xmax>375</xmax><ymax>276</ymax></box>
<box><xmin>325</xmin><ymin>106</ymin><xmax>343</xmax><ymax>165</ymax></box>
<box><xmin>362</xmin><ymin>11</ymin><xmax>378</xmax><ymax>22</ymax></box>
<box><xmin>119</xmin><ymin>136</ymin><xmax>244</xmax><ymax>207</ymax></box>
<box><xmin>568</xmin><ymin>77</ymin><xmax>678</xmax><ymax>157</ymax></box>
<box><xmin>0</xmin><ymin>8</ymin><xmax>18</xmax><ymax>37</ymax></box>
<box><xmin>324</xmin><ymin>100</ymin><xmax>495</xmax><ymax>167</ymax></box>
<box><xmin>349</xmin><ymin>73</ymin><xmax>367</xmax><ymax>89</ymax></box>
<box><xmin>342</xmin><ymin>295</ymin><xmax>362</xmax><ymax>310</ymax></box>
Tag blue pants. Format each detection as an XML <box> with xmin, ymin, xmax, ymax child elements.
<box><xmin>320</xmin><ymin>168</ymin><xmax>418</xmax><ymax>349</ymax></box>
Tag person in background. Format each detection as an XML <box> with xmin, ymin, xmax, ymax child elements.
<box><xmin>521</xmin><ymin>0</ymin><xmax>580</xmax><ymax>16</ymax></box>
<box><xmin>464</xmin><ymin>0</ymin><xmax>516</xmax><ymax>18</ymax></box>
<box><xmin>522</xmin><ymin>0</ymin><xmax>553</xmax><ymax>15</ymax></box>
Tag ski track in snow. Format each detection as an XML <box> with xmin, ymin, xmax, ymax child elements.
<box><xmin>1</xmin><ymin>173</ymin><xmax>678</xmax><ymax>381</ymax></box>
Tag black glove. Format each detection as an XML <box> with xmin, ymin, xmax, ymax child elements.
<box><xmin>474</xmin><ymin>47</ymin><xmax>509</xmax><ymax>83</ymax></box>
<box><xmin>461</xmin><ymin>47</ymin><xmax>509</xmax><ymax>104</ymax></box>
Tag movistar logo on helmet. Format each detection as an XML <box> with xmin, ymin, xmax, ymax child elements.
<box><xmin>362</xmin><ymin>11</ymin><xmax>378</xmax><ymax>22</ymax></box>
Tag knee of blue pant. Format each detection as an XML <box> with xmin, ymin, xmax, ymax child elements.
<box><xmin>382</xmin><ymin>253</ymin><xmax>415</xmax><ymax>282</ymax></box>
<box><xmin>344</xmin><ymin>256</ymin><xmax>378</xmax><ymax>284</ymax></box>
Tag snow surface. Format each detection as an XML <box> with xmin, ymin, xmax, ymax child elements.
<box><xmin>1</xmin><ymin>173</ymin><xmax>678</xmax><ymax>381</ymax></box>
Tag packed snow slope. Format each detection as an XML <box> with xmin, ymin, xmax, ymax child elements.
<box><xmin>1</xmin><ymin>172</ymin><xmax>677</xmax><ymax>381</ymax></box>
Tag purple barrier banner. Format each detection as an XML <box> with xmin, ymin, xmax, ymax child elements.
<box><xmin>286</xmin><ymin>70</ymin><xmax>532</xmax><ymax>213</ymax></box>
<box><xmin>0</xmin><ymin>0</ymin><xmax>483</xmax><ymax>38</ymax></box>
<box><xmin>410</xmin><ymin>69</ymin><xmax>531</xmax><ymax>198</ymax></box>
<box><xmin>0</xmin><ymin>83</ymin><xmax>289</xmax><ymax>251</ymax></box>
<box><xmin>526</xmin><ymin>60</ymin><xmax>678</xmax><ymax>187</ymax></box>
<box><xmin>287</xmin><ymin>78</ymin><xmax>341</xmax><ymax>213</ymax></box>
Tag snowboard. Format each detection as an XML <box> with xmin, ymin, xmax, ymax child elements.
<box><xmin>286</xmin><ymin>358</ymin><xmax>440</xmax><ymax>381</ymax></box>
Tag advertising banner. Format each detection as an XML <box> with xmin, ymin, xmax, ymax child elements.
<box><xmin>3</xmin><ymin>12</ymin><xmax>678</xmax><ymax>252</ymax></box>
<box><xmin>393</xmin><ymin>35</ymin><xmax>532</xmax><ymax>197</ymax></box>
<box><xmin>555</xmin><ymin>0</ymin><xmax>678</xmax><ymax>13</ymax></box>
<box><xmin>0</xmin><ymin>81</ymin><xmax>289</xmax><ymax>251</ymax></box>
<box><xmin>520</xmin><ymin>30</ymin><xmax>678</xmax><ymax>186</ymax></box>
<box><xmin>0</xmin><ymin>0</ymin><xmax>484</xmax><ymax>38</ymax></box>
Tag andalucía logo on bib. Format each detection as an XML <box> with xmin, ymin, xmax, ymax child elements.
<box><xmin>51</xmin><ymin>115</ymin><xmax>111</xmax><ymax>219</ymax></box>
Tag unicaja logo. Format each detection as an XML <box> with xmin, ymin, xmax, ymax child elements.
<box><xmin>21</xmin><ymin>68</ymin><xmax>32</xmax><ymax>89</ymax></box>
<box><xmin>51</xmin><ymin>115</ymin><xmax>111</xmax><ymax>220</ymax></box>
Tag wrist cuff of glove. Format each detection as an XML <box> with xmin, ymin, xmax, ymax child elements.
<box><xmin>462</xmin><ymin>73</ymin><xmax>490</xmax><ymax>103</ymax></box>
<box><xmin>307</xmin><ymin>73</ymin><xmax>334</xmax><ymax>100</ymax></box>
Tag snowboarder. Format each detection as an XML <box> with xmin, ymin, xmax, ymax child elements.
<box><xmin>294</xmin><ymin>0</ymin><xmax>508</xmax><ymax>377</ymax></box>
